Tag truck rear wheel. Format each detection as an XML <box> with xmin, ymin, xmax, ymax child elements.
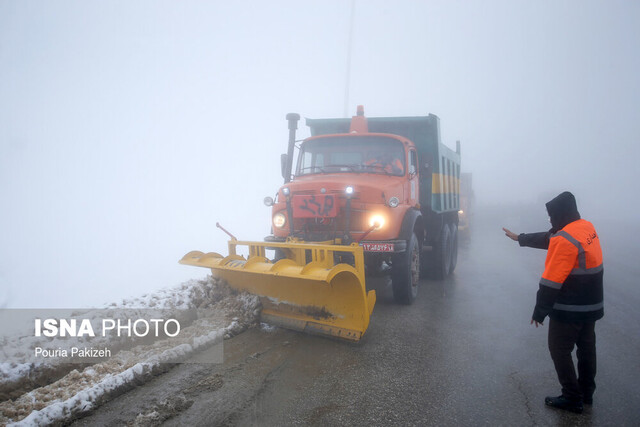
<box><xmin>391</xmin><ymin>233</ymin><xmax>420</xmax><ymax>304</ymax></box>
<box><xmin>433</xmin><ymin>223</ymin><xmax>452</xmax><ymax>279</ymax></box>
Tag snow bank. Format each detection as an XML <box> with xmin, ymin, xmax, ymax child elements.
<box><xmin>0</xmin><ymin>276</ymin><xmax>261</xmax><ymax>426</ymax></box>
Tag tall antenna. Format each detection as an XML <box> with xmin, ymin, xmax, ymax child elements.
<box><xmin>344</xmin><ymin>0</ymin><xmax>356</xmax><ymax>117</ymax></box>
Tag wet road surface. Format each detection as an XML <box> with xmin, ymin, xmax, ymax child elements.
<box><xmin>74</xmin><ymin>209</ymin><xmax>640</xmax><ymax>426</ymax></box>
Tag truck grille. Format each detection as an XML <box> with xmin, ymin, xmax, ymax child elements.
<box><xmin>291</xmin><ymin>209</ymin><xmax>367</xmax><ymax>240</ymax></box>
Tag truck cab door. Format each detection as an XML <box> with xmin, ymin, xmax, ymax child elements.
<box><xmin>408</xmin><ymin>149</ymin><xmax>419</xmax><ymax>205</ymax></box>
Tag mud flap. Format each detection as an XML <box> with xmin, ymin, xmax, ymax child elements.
<box><xmin>179</xmin><ymin>240</ymin><xmax>375</xmax><ymax>341</ymax></box>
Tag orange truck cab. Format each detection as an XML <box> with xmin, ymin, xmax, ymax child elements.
<box><xmin>264</xmin><ymin>106</ymin><xmax>461</xmax><ymax>304</ymax></box>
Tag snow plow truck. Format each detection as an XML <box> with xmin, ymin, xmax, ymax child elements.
<box><xmin>180</xmin><ymin>106</ymin><xmax>461</xmax><ymax>341</ymax></box>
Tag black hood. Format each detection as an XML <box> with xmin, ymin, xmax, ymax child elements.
<box><xmin>546</xmin><ymin>191</ymin><xmax>581</xmax><ymax>233</ymax></box>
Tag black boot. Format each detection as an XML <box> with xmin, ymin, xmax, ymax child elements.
<box><xmin>545</xmin><ymin>395</ymin><xmax>583</xmax><ymax>414</ymax></box>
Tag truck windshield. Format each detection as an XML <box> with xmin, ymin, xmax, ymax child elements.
<box><xmin>296</xmin><ymin>136</ymin><xmax>406</xmax><ymax>176</ymax></box>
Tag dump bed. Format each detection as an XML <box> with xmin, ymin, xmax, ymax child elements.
<box><xmin>306</xmin><ymin>115</ymin><xmax>460</xmax><ymax>214</ymax></box>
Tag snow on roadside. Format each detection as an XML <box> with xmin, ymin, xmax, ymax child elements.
<box><xmin>0</xmin><ymin>276</ymin><xmax>261</xmax><ymax>426</ymax></box>
<box><xmin>0</xmin><ymin>276</ymin><xmax>240</xmax><ymax>396</ymax></box>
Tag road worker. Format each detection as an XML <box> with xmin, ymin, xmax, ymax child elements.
<box><xmin>503</xmin><ymin>191</ymin><xmax>603</xmax><ymax>414</ymax></box>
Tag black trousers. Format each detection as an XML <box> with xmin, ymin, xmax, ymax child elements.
<box><xmin>548</xmin><ymin>318</ymin><xmax>597</xmax><ymax>402</ymax></box>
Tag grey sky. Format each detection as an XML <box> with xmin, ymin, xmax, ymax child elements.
<box><xmin>1</xmin><ymin>1</ymin><xmax>639</xmax><ymax>307</ymax></box>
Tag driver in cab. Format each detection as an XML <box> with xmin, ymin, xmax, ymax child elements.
<box><xmin>364</xmin><ymin>151</ymin><xmax>404</xmax><ymax>175</ymax></box>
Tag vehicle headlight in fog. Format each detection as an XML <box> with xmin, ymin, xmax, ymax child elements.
<box><xmin>369</xmin><ymin>214</ymin><xmax>385</xmax><ymax>229</ymax></box>
<box><xmin>458</xmin><ymin>209</ymin><xmax>464</xmax><ymax>215</ymax></box>
<box><xmin>388</xmin><ymin>197</ymin><xmax>399</xmax><ymax>208</ymax></box>
<box><xmin>282</xmin><ymin>187</ymin><xmax>290</xmax><ymax>196</ymax></box>
<box><xmin>345</xmin><ymin>186</ymin><xmax>354</xmax><ymax>195</ymax></box>
<box><xmin>264</xmin><ymin>196</ymin><xmax>274</xmax><ymax>207</ymax></box>
<box><xmin>273</xmin><ymin>213</ymin><xmax>286</xmax><ymax>228</ymax></box>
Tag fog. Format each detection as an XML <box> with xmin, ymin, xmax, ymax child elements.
<box><xmin>1</xmin><ymin>1</ymin><xmax>639</xmax><ymax>308</ymax></box>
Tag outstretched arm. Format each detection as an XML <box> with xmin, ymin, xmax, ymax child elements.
<box><xmin>503</xmin><ymin>227</ymin><xmax>551</xmax><ymax>249</ymax></box>
<box><xmin>503</xmin><ymin>228</ymin><xmax>519</xmax><ymax>241</ymax></box>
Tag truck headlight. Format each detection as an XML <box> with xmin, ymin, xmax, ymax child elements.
<box><xmin>369</xmin><ymin>214</ymin><xmax>385</xmax><ymax>229</ymax></box>
<box><xmin>388</xmin><ymin>197</ymin><xmax>399</xmax><ymax>208</ymax></box>
<box><xmin>458</xmin><ymin>210</ymin><xmax>464</xmax><ymax>215</ymax></box>
<box><xmin>345</xmin><ymin>186</ymin><xmax>354</xmax><ymax>195</ymax></box>
<box><xmin>273</xmin><ymin>213</ymin><xmax>286</xmax><ymax>228</ymax></box>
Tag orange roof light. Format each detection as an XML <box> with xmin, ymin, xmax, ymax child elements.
<box><xmin>350</xmin><ymin>105</ymin><xmax>368</xmax><ymax>133</ymax></box>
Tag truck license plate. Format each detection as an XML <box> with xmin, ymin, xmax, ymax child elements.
<box><xmin>361</xmin><ymin>243</ymin><xmax>395</xmax><ymax>252</ymax></box>
<box><xmin>292</xmin><ymin>194</ymin><xmax>338</xmax><ymax>218</ymax></box>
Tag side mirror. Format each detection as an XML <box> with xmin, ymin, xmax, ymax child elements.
<box><xmin>280</xmin><ymin>154</ymin><xmax>288</xmax><ymax>179</ymax></box>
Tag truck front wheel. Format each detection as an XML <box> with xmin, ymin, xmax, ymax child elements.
<box><xmin>391</xmin><ymin>233</ymin><xmax>420</xmax><ymax>304</ymax></box>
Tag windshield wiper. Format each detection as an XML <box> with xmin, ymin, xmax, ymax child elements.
<box><xmin>298</xmin><ymin>166</ymin><xmax>328</xmax><ymax>174</ymax></box>
<box><xmin>361</xmin><ymin>165</ymin><xmax>393</xmax><ymax>175</ymax></box>
<box><xmin>299</xmin><ymin>165</ymin><xmax>360</xmax><ymax>175</ymax></box>
<box><xmin>325</xmin><ymin>164</ymin><xmax>359</xmax><ymax>172</ymax></box>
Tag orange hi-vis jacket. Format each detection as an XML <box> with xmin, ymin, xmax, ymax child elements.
<box><xmin>532</xmin><ymin>218</ymin><xmax>604</xmax><ymax>323</ymax></box>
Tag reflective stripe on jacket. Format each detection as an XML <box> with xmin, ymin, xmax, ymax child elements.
<box><xmin>532</xmin><ymin>219</ymin><xmax>604</xmax><ymax>322</ymax></box>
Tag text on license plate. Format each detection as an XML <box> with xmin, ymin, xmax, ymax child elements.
<box><xmin>361</xmin><ymin>243</ymin><xmax>395</xmax><ymax>252</ymax></box>
<box><xmin>292</xmin><ymin>194</ymin><xmax>337</xmax><ymax>218</ymax></box>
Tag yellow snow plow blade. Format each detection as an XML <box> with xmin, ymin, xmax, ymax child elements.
<box><xmin>179</xmin><ymin>240</ymin><xmax>375</xmax><ymax>341</ymax></box>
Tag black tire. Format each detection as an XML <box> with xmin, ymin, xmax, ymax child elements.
<box><xmin>391</xmin><ymin>233</ymin><xmax>420</xmax><ymax>304</ymax></box>
<box><xmin>449</xmin><ymin>224</ymin><xmax>458</xmax><ymax>275</ymax></box>
<box><xmin>433</xmin><ymin>223</ymin><xmax>451</xmax><ymax>279</ymax></box>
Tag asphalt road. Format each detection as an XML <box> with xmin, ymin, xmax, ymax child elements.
<box><xmin>74</xmin><ymin>208</ymin><xmax>640</xmax><ymax>426</ymax></box>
